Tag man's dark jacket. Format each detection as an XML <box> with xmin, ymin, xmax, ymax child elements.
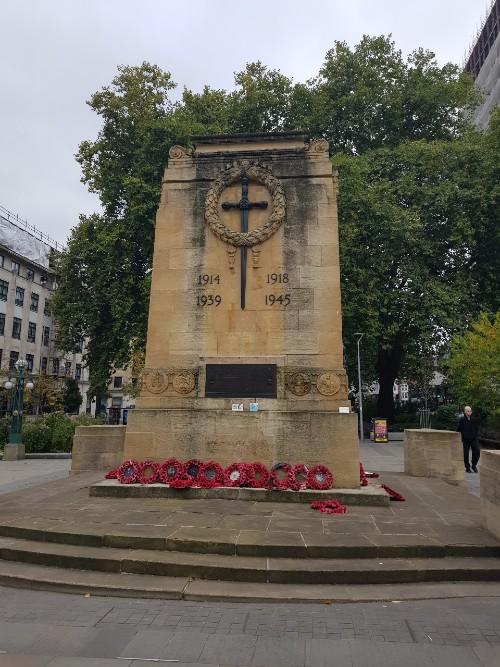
<box><xmin>457</xmin><ymin>414</ymin><xmax>479</xmax><ymax>441</ymax></box>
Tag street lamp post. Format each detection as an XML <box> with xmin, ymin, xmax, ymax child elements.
<box><xmin>3</xmin><ymin>359</ymin><xmax>34</xmax><ymax>460</ymax></box>
<box><xmin>355</xmin><ymin>333</ymin><xmax>364</xmax><ymax>442</ymax></box>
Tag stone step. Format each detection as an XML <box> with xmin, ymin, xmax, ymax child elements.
<box><xmin>90</xmin><ymin>480</ymin><xmax>390</xmax><ymax>506</ymax></box>
<box><xmin>0</xmin><ymin>522</ymin><xmax>499</xmax><ymax>559</ymax></box>
<box><xmin>1</xmin><ymin>536</ymin><xmax>500</xmax><ymax>585</ymax></box>
<box><xmin>2</xmin><ymin>558</ymin><xmax>500</xmax><ymax>603</ymax></box>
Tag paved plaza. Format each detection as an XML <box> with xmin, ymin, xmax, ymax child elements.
<box><xmin>0</xmin><ymin>441</ymin><xmax>494</xmax><ymax>665</ymax></box>
<box><xmin>0</xmin><ymin>586</ymin><xmax>500</xmax><ymax>666</ymax></box>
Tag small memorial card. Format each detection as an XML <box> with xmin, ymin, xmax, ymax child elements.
<box><xmin>249</xmin><ymin>402</ymin><xmax>259</xmax><ymax>412</ymax></box>
<box><xmin>231</xmin><ymin>403</ymin><xmax>244</xmax><ymax>412</ymax></box>
<box><xmin>338</xmin><ymin>406</ymin><xmax>350</xmax><ymax>414</ymax></box>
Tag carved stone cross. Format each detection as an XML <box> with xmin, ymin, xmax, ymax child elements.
<box><xmin>221</xmin><ymin>176</ymin><xmax>268</xmax><ymax>309</ymax></box>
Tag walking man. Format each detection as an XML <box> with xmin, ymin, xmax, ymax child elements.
<box><xmin>457</xmin><ymin>405</ymin><xmax>480</xmax><ymax>473</ymax></box>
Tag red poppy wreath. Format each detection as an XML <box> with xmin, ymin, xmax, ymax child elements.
<box><xmin>224</xmin><ymin>462</ymin><xmax>249</xmax><ymax>487</ymax></box>
<box><xmin>306</xmin><ymin>464</ymin><xmax>334</xmax><ymax>490</ymax></box>
<box><xmin>198</xmin><ymin>461</ymin><xmax>224</xmax><ymax>488</ymax></box>
<box><xmin>288</xmin><ymin>464</ymin><xmax>309</xmax><ymax>491</ymax></box>
<box><xmin>158</xmin><ymin>458</ymin><xmax>185</xmax><ymax>485</ymax></box>
<box><xmin>270</xmin><ymin>462</ymin><xmax>292</xmax><ymax>490</ymax></box>
<box><xmin>137</xmin><ymin>460</ymin><xmax>159</xmax><ymax>484</ymax></box>
<box><xmin>117</xmin><ymin>459</ymin><xmax>140</xmax><ymax>484</ymax></box>
<box><xmin>246</xmin><ymin>462</ymin><xmax>271</xmax><ymax>489</ymax></box>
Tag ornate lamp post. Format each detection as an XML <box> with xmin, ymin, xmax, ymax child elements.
<box><xmin>3</xmin><ymin>359</ymin><xmax>34</xmax><ymax>460</ymax></box>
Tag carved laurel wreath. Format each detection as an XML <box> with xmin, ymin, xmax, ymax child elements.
<box><xmin>204</xmin><ymin>160</ymin><xmax>286</xmax><ymax>248</ymax></box>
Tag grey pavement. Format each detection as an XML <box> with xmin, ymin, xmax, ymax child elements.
<box><xmin>0</xmin><ymin>586</ymin><xmax>499</xmax><ymax>666</ymax></box>
<box><xmin>360</xmin><ymin>439</ymin><xmax>481</xmax><ymax>497</ymax></box>
<box><xmin>0</xmin><ymin>458</ymin><xmax>70</xmax><ymax>495</ymax></box>
<box><xmin>0</xmin><ymin>443</ymin><xmax>490</xmax><ymax>665</ymax></box>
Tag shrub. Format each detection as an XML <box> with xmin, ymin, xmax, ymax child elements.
<box><xmin>72</xmin><ymin>414</ymin><xmax>105</xmax><ymax>426</ymax></box>
<box><xmin>433</xmin><ymin>405</ymin><xmax>460</xmax><ymax>430</ymax></box>
<box><xmin>51</xmin><ymin>420</ymin><xmax>76</xmax><ymax>452</ymax></box>
<box><xmin>0</xmin><ymin>416</ymin><xmax>11</xmax><ymax>447</ymax></box>
<box><xmin>23</xmin><ymin>423</ymin><xmax>52</xmax><ymax>453</ymax></box>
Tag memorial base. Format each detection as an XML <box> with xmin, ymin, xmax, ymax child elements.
<box><xmin>123</xmin><ymin>408</ymin><xmax>360</xmax><ymax>488</ymax></box>
<box><xmin>3</xmin><ymin>443</ymin><xmax>25</xmax><ymax>460</ymax></box>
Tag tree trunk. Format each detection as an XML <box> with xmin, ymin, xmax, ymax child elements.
<box><xmin>376</xmin><ymin>339</ymin><xmax>402</xmax><ymax>422</ymax></box>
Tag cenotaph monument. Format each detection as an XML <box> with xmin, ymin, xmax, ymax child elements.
<box><xmin>122</xmin><ymin>132</ymin><xmax>359</xmax><ymax>488</ymax></box>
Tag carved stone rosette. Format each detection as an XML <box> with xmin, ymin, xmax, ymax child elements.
<box><xmin>284</xmin><ymin>368</ymin><xmax>348</xmax><ymax>398</ymax></box>
<box><xmin>306</xmin><ymin>138</ymin><xmax>329</xmax><ymax>153</ymax></box>
<box><xmin>168</xmin><ymin>145</ymin><xmax>193</xmax><ymax>160</ymax></box>
<box><xmin>141</xmin><ymin>368</ymin><xmax>199</xmax><ymax>396</ymax></box>
<box><xmin>204</xmin><ymin>160</ymin><xmax>286</xmax><ymax>248</ymax></box>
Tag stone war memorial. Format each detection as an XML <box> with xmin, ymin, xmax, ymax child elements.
<box><xmin>128</xmin><ymin>132</ymin><xmax>358</xmax><ymax>488</ymax></box>
<box><xmin>75</xmin><ymin>132</ymin><xmax>361</xmax><ymax>490</ymax></box>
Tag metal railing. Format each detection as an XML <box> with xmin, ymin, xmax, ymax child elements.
<box><xmin>0</xmin><ymin>204</ymin><xmax>65</xmax><ymax>251</ymax></box>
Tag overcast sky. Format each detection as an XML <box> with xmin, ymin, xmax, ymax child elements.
<box><xmin>0</xmin><ymin>0</ymin><xmax>491</xmax><ymax>244</ymax></box>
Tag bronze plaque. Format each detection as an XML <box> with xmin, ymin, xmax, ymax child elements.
<box><xmin>205</xmin><ymin>364</ymin><xmax>277</xmax><ymax>398</ymax></box>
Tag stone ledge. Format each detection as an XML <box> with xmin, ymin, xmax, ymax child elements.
<box><xmin>89</xmin><ymin>480</ymin><xmax>389</xmax><ymax>506</ymax></box>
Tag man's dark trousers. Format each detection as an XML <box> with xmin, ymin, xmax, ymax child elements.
<box><xmin>463</xmin><ymin>438</ymin><xmax>480</xmax><ymax>471</ymax></box>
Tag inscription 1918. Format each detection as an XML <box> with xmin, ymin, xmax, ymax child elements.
<box><xmin>267</xmin><ymin>273</ymin><xmax>288</xmax><ymax>284</ymax></box>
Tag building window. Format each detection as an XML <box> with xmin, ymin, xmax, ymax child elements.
<box><xmin>113</xmin><ymin>376</ymin><xmax>123</xmax><ymax>389</ymax></box>
<box><xmin>27</xmin><ymin>321</ymin><xmax>37</xmax><ymax>342</ymax></box>
<box><xmin>41</xmin><ymin>357</ymin><xmax>48</xmax><ymax>374</ymax></box>
<box><xmin>0</xmin><ymin>349</ymin><xmax>2</xmax><ymax>368</ymax></box>
<box><xmin>26</xmin><ymin>269</ymin><xmax>35</xmax><ymax>281</ymax></box>
<box><xmin>30</xmin><ymin>293</ymin><xmax>39</xmax><ymax>312</ymax></box>
<box><xmin>11</xmin><ymin>261</ymin><xmax>20</xmax><ymax>275</ymax></box>
<box><xmin>75</xmin><ymin>363</ymin><xmax>82</xmax><ymax>380</ymax></box>
<box><xmin>75</xmin><ymin>340</ymin><xmax>83</xmax><ymax>353</ymax></box>
<box><xmin>9</xmin><ymin>351</ymin><xmax>19</xmax><ymax>370</ymax></box>
<box><xmin>44</xmin><ymin>299</ymin><xmax>50</xmax><ymax>316</ymax></box>
<box><xmin>0</xmin><ymin>279</ymin><xmax>8</xmax><ymax>301</ymax></box>
<box><xmin>26</xmin><ymin>354</ymin><xmax>34</xmax><ymax>372</ymax></box>
<box><xmin>12</xmin><ymin>317</ymin><xmax>21</xmax><ymax>339</ymax></box>
<box><xmin>0</xmin><ymin>255</ymin><xmax>4</xmax><ymax>268</ymax></box>
<box><xmin>0</xmin><ymin>313</ymin><xmax>4</xmax><ymax>336</ymax></box>
<box><xmin>15</xmin><ymin>287</ymin><xmax>24</xmax><ymax>306</ymax></box>
<box><xmin>64</xmin><ymin>361</ymin><xmax>72</xmax><ymax>376</ymax></box>
<box><xmin>42</xmin><ymin>326</ymin><xmax>50</xmax><ymax>346</ymax></box>
<box><xmin>52</xmin><ymin>358</ymin><xmax>59</xmax><ymax>375</ymax></box>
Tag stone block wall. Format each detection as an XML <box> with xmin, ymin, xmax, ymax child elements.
<box><xmin>480</xmin><ymin>450</ymin><xmax>500</xmax><ymax>540</ymax></box>
<box><xmin>404</xmin><ymin>429</ymin><xmax>464</xmax><ymax>483</ymax></box>
<box><xmin>71</xmin><ymin>425</ymin><xmax>126</xmax><ymax>473</ymax></box>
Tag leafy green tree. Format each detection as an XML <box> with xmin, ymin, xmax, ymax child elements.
<box><xmin>336</xmin><ymin>135</ymin><xmax>495</xmax><ymax>419</ymax></box>
<box><xmin>447</xmin><ymin>312</ymin><xmax>500</xmax><ymax>426</ymax></box>
<box><xmin>51</xmin><ymin>39</ymin><xmax>488</xmax><ymax>402</ymax></box>
<box><xmin>63</xmin><ymin>378</ymin><xmax>83</xmax><ymax>414</ymax></box>
<box><xmin>226</xmin><ymin>62</ymin><xmax>293</xmax><ymax>133</ymax></box>
<box><xmin>53</xmin><ymin>63</ymin><xmax>180</xmax><ymax>397</ymax></box>
<box><xmin>291</xmin><ymin>35</ymin><xmax>477</xmax><ymax>154</ymax></box>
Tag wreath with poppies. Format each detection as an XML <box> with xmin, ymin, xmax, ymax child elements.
<box><xmin>270</xmin><ymin>462</ymin><xmax>292</xmax><ymax>490</ymax></box>
<box><xmin>158</xmin><ymin>458</ymin><xmax>185</xmax><ymax>485</ymax></box>
<box><xmin>310</xmin><ymin>500</ymin><xmax>347</xmax><ymax>514</ymax></box>
<box><xmin>246</xmin><ymin>462</ymin><xmax>271</xmax><ymax>489</ymax></box>
<box><xmin>224</xmin><ymin>462</ymin><xmax>249</xmax><ymax>487</ymax></box>
<box><xmin>117</xmin><ymin>459</ymin><xmax>140</xmax><ymax>484</ymax></box>
<box><xmin>105</xmin><ymin>467</ymin><xmax>119</xmax><ymax>479</ymax></box>
<box><xmin>185</xmin><ymin>459</ymin><xmax>203</xmax><ymax>485</ymax></box>
<box><xmin>288</xmin><ymin>464</ymin><xmax>309</xmax><ymax>491</ymax></box>
<box><xmin>137</xmin><ymin>460</ymin><xmax>159</xmax><ymax>484</ymax></box>
<box><xmin>169</xmin><ymin>475</ymin><xmax>193</xmax><ymax>489</ymax></box>
<box><xmin>306</xmin><ymin>464</ymin><xmax>334</xmax><ymax>490</ymax></box>
<box><xmin>198</xmin><ymin>461</ymin><xmax>224</xmax><ymax>488</ymax></box>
